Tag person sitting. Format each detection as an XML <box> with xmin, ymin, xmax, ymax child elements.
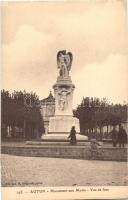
<box><xmin>68</xmin><ymin>126</ymin><xmax>77</xmax><ymax>145</ymax></box>
<box><xmin>90</xmin><ymin>138</ymin><xmax>103</xmax><ymax>159</ymax></box>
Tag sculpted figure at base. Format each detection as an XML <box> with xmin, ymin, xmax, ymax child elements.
<box><xmin>57</xmin><ymin>50</ymin><xmax>73</xmax><ymax>77</ymax></box>
<box><xmin>58</xmin><ymin>88</ymin><xmax>70</xmax><ymax>111</ymax></box>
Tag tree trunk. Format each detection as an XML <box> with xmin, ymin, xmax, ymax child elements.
<box><xmin>99</xmin><ymin>126</ymin><xmax>103</xmax><ymax>140</ymax></box>
<box><xmin>23</xmin><ymin>119</ymin><xmax>26</xmax><ymax>140</ymax></box>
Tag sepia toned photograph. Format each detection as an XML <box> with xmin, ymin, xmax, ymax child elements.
<box><xmin>1</xmin><ymin>0</ymin><xmax>128</xmax><ymax>199</ymax></box>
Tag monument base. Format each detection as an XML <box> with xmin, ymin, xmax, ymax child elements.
<box><xmin>41</xmin><ymin>133</ymin><xmax>88</xmax><ymax>141</ymax></box>
<box><xmin>48</xmin><ymin>115</ymin><xmax>80</xmax><ymax>133</ymax></box>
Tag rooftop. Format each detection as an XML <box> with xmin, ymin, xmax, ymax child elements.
<box><xmin>40</xmin><ymin>91</ymin><xmax>55</xmax><ymax>103</ymax></box>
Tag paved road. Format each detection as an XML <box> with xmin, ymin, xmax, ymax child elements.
<box><xmin>1</xmin><ymin>154</ymin><xmax>127</xmax><ymax>187</ymax></box>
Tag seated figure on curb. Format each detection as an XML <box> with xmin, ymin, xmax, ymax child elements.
<box><xmin>90</xmin><ymin>139</ymin><xmax>103</xmax><ymax>159</ymax></box>
<box><xmin>68</xmin><ymin>126</ymin><xmax>77</xmax><ymax>145</ymax></box>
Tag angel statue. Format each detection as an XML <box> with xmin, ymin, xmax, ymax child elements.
<box><xmin>57</xmin><ymin>50</ymin><xmax>73</xmax><ymax>77</ymax></box>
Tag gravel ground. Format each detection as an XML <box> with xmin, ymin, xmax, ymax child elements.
<box><xmin>1</xmin><ymin>154</ymin><xmax>128</xmax><ymax>187</ymax></box>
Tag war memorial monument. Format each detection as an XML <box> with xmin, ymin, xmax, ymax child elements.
<box><xmin>41</xmin><ymin>50</ymin><xmax>86</xmax><ymax>141</ymax></box>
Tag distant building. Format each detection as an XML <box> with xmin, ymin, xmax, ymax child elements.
<box><xmin>40</xmin><ymin>91</ymin><xmax>55</xmax><ymax>134</ymax></box>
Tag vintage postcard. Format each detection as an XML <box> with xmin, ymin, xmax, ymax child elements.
<box><xmin>1</xmin><ymin>0</ymin><xmax>128</xmax><ymax>199</ymax></box>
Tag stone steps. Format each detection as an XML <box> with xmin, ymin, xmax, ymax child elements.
<box><xmin>26</xmin><ymin>141</ymin><xmax>90</xmax><ymax>146</ymax></box>
<box><xmin>41</xmin><ymin>133</ymin><xmax>88</xmax><ymax>141</ymax></box>
<box><xmin>1</xmin><ymin>145</ymin><xmax>127</xmax><ymax>161</ymax></box>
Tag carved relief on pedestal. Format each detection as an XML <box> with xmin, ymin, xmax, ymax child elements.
<box><xmin>54</xmin><ymin>85</ymin><xmax>74</xmax><ymax>116</ymax></box>
<box><xmin>58</xmin><ymin>88</ymin><xmax>70</xmax><ymax>111</ymax></box>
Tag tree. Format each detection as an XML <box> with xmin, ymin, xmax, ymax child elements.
<box><xmin>1</xmin><ymin>90</ymin><xmax>44</xmax><ymax>140</ymax></box>
<box><xmin>74</xmin><ymin>96</ymin><xmax>127</xmax><ymax>140</ymax></box>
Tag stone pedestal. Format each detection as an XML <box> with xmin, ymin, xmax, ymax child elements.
<box><xmin>49</xmin><ymin>116</ymin><xmax>80</xmax><ymax>133</ymax></box>
<box><xmin>53</xmin><ymin>76</ymin><xmax>75</xmax><ymax>116</ymax></box>
<box><xmin>41</xmin><ymin>133</ymin><xmax>88</xmax><ymax>141</ymax></box>
<box><xmin>48</xmin><ymin>75</ymin><xmax>80</xmax><ymax>134</ymax></box>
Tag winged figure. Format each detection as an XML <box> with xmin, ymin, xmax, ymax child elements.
<box><xmin>57</xmin><ymin>50</ymin><xmax>73</xmax><ymax>77</ymax></box>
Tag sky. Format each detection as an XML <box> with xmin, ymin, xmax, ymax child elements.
<box><xmin>1</xmin><ymin>0</ymin><xmax>128</xmax><ymax>107</ymax></box>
